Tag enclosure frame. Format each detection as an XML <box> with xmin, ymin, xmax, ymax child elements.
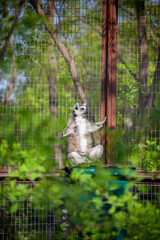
<box><xmin>0</xmin><ymin>0</ymin><xmax>159</xmax><ymax>179</ymax></box>
<box><xmin>101</xmin><ymin>0</ymin><xmax>118</xmax><ymax>164</ymax></box>
<box><xmin>0</xmin><ymin>1</ymin><xmax>160</xmax><ymax>238</ymax></box>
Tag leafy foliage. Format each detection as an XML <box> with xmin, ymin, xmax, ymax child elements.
<box><xmin>0</xmin><ymin>0</ymin><xmax>160</xmax><ymax>239</ymax></box>
<box><xmin>0</xmin><ymin>109</ymin><xmax>159</xmax><ymax>239</ymax></box>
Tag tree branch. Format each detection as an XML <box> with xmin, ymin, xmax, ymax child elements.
<box><xmin>29</xmin><ymin>0</ymin><xmax>95</xmax><ymax>121</ymax></box>
<box><xmin>46</xmin><ymin>0</ymin><xmax>58</xmax><ymax>115</ymax></box>
<box><xmin>119</xmin><ymin>4</ymin><xmax>159</xmax><ymax>45</ymax></box>
<box><xmin>21</xmin><ymin>48</ymin><xmax>47</xmax><ymax>75</ymax></box>
<box><xmin>118</xmin><ymin>54</ymin><xmax>139</xmax><ymax>82</ymax></box>
<box><xmin>118</xmin><ymin>5</ymin><xmax>135</xmax><ymax>18</ymax></box>
<box><xmin>54</xmin><ymin>2</ymin><xmax>72</xmax><ymax>59</ymax></box>
<box><xmin>0</xmin><ymin>0</ymin><xmax>25</xmax><ymax>63</ymax></box>
<box><xmin>60</xmin><ymin>1</ymin><xmax>139</xmax><ymax>84</ymax></box>
<box><xmin>62</xmin><ymin>1</ymin><xmax>102</xmax><ymax>35</ymax></box>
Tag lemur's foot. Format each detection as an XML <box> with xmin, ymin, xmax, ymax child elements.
<box><xmin>68</xmin><ymin>152</ymin><xmax>87</xmax><ymax>165</ymax></box>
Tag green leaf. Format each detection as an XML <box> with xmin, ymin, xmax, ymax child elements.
<box><xmin>108</xmin><ymin>205</ymin><xmax>116</xmax><ymax>214</ymax></box>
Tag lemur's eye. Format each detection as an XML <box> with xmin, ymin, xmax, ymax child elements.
<box><xmin>80</xmin><ymin>107</ymin><xmax>85</xmax><ymax>112</ymax></box>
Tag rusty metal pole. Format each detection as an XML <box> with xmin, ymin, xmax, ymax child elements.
<box><xmin>101</xmin><ymin>0</ymin><xmax>118</xmax><ymax>165</ymax></box>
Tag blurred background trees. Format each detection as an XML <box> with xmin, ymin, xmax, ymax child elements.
<box><xmin>0</xmin><ymin>0</ymin><xmax>159</xmax><ymax>170</ymax></box>
<box><xmin>0</xmin><ymin>0</ymin><xmax>160</xmax><ymax>238</ymax></box>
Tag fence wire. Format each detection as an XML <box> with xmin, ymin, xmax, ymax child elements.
<box><xmin>0</xmin><ymin>180</ymin><xmax>160</xmax><ymax>239</ymax></box>
<box><xmin>133</xmin><ymin>182</ymin><xmax>160</xmax><ymax>208</ymax></box>
<box><xmin>117</xmin><ymin>0</ymin><xmax>160</xmax><ymax>169</ymax></box>
<box><xmin>0</xmin><ymin>182</ymin><xmax>61</xmax><ymax>240</ymax></box>
<box><xmin>0</xmin><ymin>0</ymin><xmax>160</xmax><ymax>238</ymax></box>
<box><xmin>0</xmin><ymin>0</ymin><xmax>103</xmax><ymax>169</ymax></box>
<box><xmin>0</xmin><ymin>0</ymin><xmax>159</xmax><ymax>170</ymax></box>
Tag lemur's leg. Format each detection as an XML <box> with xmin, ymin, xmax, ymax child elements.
<box><xmin>68</xmin><ymin>152</ymin><xmax>86</xmax><ymax>164</ymax></box>
<box><xmin>87</xmin><ymin>145</ymin><xmax>103</xmax><ymax>159</ymax></box>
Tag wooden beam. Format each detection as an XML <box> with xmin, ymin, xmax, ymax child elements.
<box><xmin>101</xmin><ymin>0</ymin><xmax>108</xmax><ymax>164</ymax></box>
<box><xmin>101</xmin><ymin>0</ymin><xmax>118</xmax><ymax>164</ymax></box>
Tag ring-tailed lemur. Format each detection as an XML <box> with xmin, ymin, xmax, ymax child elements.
<box><xmin>59</xmin><ymin>103</ymin><xmax>107</xmax><ymax>165</ymax></box>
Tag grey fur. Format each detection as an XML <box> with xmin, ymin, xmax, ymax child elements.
<box><xmin>59</xmin><ymin>103</ymin><xmax>107</xmax><ymax>165</ymax></box>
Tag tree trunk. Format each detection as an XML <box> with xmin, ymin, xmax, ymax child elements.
<box><xmin>46</xmin><ymin>0</ymin><xmax>63</xmax><ymax>169</ymax></box>
<box><xmin>136</xmin><ymin>0</ymin><xmax>148</xmax><ymax>112</ymax></box>
<box><xmin>47</xmin><ymin>0</ymin><xmax>57</xmax><ymax>115</ymax></box>
<box><xmin>48</xmin><ymin>44</ymin><xmax>57</xmax><ymax>114</ymax></box>
<box><xmin>4</xmin><ymin>38</ymin><xmax>18</xmax><ymax>104</ymax></box>
<box><xmin>146</xmin><ymin>46</ymin><xmax>160</xmax><ymax>110</ymax></box>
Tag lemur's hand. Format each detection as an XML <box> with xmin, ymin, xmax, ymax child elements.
<box><xmin>58</xmin><ymin>133</ymin><xmax>63</xmax><ymax>139</ymax></box>
<box><xmin>103</xmin><ymin>117</ymin><xmax>107</xmax><ymax>124</ymax></box>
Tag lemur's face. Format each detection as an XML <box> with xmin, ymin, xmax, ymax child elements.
<box><xmin>73</xmin><ymin>103</ymin><xmax>87</xmax><ymax>117</ymax></box>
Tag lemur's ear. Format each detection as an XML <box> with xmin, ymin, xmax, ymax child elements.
<box><xmin>83</xmin><ymin>103</ymin><xmax>87</xmax><ymax>107</ymax></box>
<box><xmin>73</xmin><ymin>103</ymin><xmax>79</xmax><ymax>109</ymax></box>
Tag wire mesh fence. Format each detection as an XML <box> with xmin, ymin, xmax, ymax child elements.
<box><xmin>0</xmin><ymin>0</ymin><xmax>160</xmax><ymax>238</ymax></box>
<box><xmin>0</xmin><ymin>0</ymin><xmax>159</xmax><ymax>170</ymax></box>
<box><xmin>117</xmin><ymin>0</ymin><xmax>160</xmax><ymax>169</ymax></box>
<box><xmin>0</xmin><ymin>182</ymin><xmax>61</xmax><ymax>240</ymax></box>
<box><xmin>0</xmin><ymin>0</ymin><xmax>103</xmax><ymax>169</ymax></box>
<box><xmin>133</xmin><ymin>182</ymin><xmax>160</xmax><ymax>208</ymax></box>
<box><xmin>0</xmin><ymin>180</ymin><xmax>160</xmax><ymax>240</ymax></box>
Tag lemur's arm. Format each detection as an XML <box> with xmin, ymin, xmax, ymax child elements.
<box><xmin>87</xmin><ymin>117</ymin><xmax>107</xmax><ymax>133</ymax></box>
<box><xmin>95</xmin><ymin>117</ymin><xmax>107</xmax><ymax>127</ymax></box>
<box><xmin>59</xmin><ymin>118</ymin><xmax>75</xmax><ymax>138</ymax></box>
<box><xmin>59</xmin><ymin>127</ymin><xmax>73</xmax><ymax>138</ymax></box>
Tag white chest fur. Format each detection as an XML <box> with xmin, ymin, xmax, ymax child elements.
<box><xmin>75</xmin><ymin>116</ymin><xmax>87</xmax><ymax>134</ymax></box>
<box><xmin>75</xmin><ymin>116</ymin><xmax>88</xmax><ymax>154</ymax></box>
